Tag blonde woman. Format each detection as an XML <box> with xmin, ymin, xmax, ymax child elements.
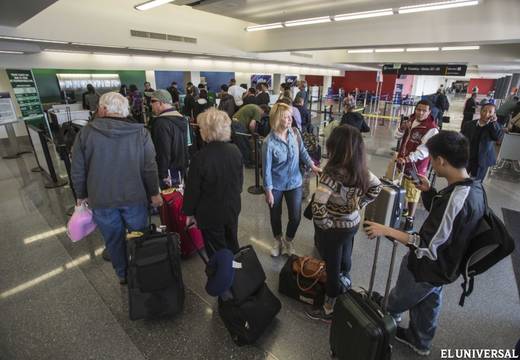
<box><xmin>183</xmin><ymin>108</ymin><xmax>244</xmax><ymax>257</ymax></box>
<box><xmin>262</xmin><ymin>103</ymin><xmax>321</xmax><ymax>257</ymax></box>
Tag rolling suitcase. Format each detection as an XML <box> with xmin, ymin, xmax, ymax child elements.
<box><xmin>160</xmin><ymin>188</ymin><xmax>204</xmax><ymax>257</ymax></box>
<box><xmin>330</xmin><ymin>237</ymin><xmax>398</xmax><ymax>360</ymax></box>
<box><xmin>365</xmin><ymin>178</ymin><xmax>405</xmax><ymax>228</ymax></box>
<box><xmin>127</xmin><ymin>229</ymin><xmax>185</xmax><ymax>320</ymax></box>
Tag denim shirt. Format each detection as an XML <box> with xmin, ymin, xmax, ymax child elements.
<box><xmin>262</xmin><ymin>128</ymin><xmax>314</xmax><ymax>191</ymax></box>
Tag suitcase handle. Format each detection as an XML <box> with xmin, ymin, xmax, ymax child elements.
<box><xmin>367</xmin><ymin>236</ymin><xmax>398</xmax><ymax>313</ymax></box>
<box><xmin>184</xmin><ymin>224</ymin><xmax>210</xmax><ymax>265</ymax></box>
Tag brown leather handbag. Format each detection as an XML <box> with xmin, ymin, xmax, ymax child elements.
<box><xmin>292</xmin><ymin>256</ymin><xmax>327</xmax><ymax>292</ymax></box>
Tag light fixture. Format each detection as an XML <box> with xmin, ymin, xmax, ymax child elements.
<box><xmin>0</xmin><ymin>50</ymin><xmax>24</xmax><ymax>55</ymax></box>
<box><xmin>135</xmin><ymin>0</ymin><xmax>173</xmax><ymax>11</ymax></box>
<box><xmin>347</xmin><ymin>49</ymin><xmax>374</xmax><ymax>54</ymax></box>
<box><xmin>246</xmin><ymin>22</ymin><xmax>284</xmax><ymax>32</ymax></box>
<box><xmin>398</xmin><ymin>0</ymin><xmax>479</xmax><ymax>14</ymax></box>
<box><xmin>375</xmin><ymin>48</ymin><xmax>405</xmax><ymax>53</ymax></box>
<box><xmin>71</xmin><ymin>42</ymin><xmax>123</xmax><ymax>48</ymax></box>
<box><xmin>406</xmin><ymin>47</ymin><xmax>440</xmax><ymax>52</ymax></box>
<box><xmin>0</xmin><ymin>35</ymin><xmax>68</xmax><ymax>44</ymax></box>
<box><xmin>129</xmin><ymin>47</ymin><xmax>165</xmax><ymax>52</ymax></box>
<box><xmin>334</xmin><ymin>8</ymin><xmax>393</xmax><ymax>21</ymax></box>
<box><xmin>441</xmin><ymin>45</ymin><xmax>480</xmax><ymax>51</ymax></box>
<box><xmin>285</xmin><ymin>16</ymin><xmax>331</xmax><ymax>27</ymax></box>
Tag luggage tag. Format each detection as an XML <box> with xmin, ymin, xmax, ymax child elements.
<box><xmin>232</xmin><ymin>261</ymin><xmax>242</xmax><ymax>269</ymax></box>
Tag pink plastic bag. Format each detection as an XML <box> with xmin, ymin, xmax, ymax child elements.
<box><xmin>67</xmin><ymin>203</ymin><xmax>97</xmax><ymax>242</ymax></box>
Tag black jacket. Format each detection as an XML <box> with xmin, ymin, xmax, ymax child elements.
<box><xmin>435</xmin><ymin>93</ymin><xmax>449</xmax><ymax>112</ymax></box>
<box><xmin>340</xmin><ymin>112</ymin><xmax>370</xmax><ymax>133</ymax></box>
<box><xmin>243</xmin><ymin>95</ymin><xmax>257</xmax><ymax>106</ymax></box>
<box><xmin>150</xmin><ymin>110</ymin><xmax>189</xmax><ymax>180</ymax></box>
<box><xmin>294</xmin><ymin>104</ymin><xmax>311</xmax><ymax>132</ymax></box>
<box><xmin>218</xmin><ymin>94</ymin><xmax>237</xmax><ymax>119</ymax></box>
<box><xmin>183</xmin><ymin>141</ymin><xmax>244</xmax><ymax>228</ymax></box>
<box><xmin>183</xmin><ymin>94</ymin><xmax>196</xmax><ymax>118</ymax></box>
<box><xmin>461</xmin><ymin>119</ymin><xmax>503</xmax><ymax>170</ymax></box>
<box><xmin>408</xmin><ymin>178</ymin><xmax>485</xmax><ymax>285</ymax></box>
<box><xmin>256</xmin><ymin>92</ymin><xmax>270</xmax><ymax>106</ymax></box>
<box><xmin>464</xmin><ymin>97</ymin><xmax>477</xmax><ymax>114</ymax></box>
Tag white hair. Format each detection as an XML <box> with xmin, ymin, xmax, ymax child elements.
<box><xmin>99</xmin><ymin>92</ymin><xmax>130</xmax><ymax>117</ymax></box>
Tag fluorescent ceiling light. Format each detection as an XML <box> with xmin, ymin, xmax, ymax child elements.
<box><xmin>398</xmin><ymin>0</ymin><xmax>478</xmax><ymax>14</ymax></box>
<box><xmin>246</xmin><ymin>22</ymin><xmax>283</xmax><ymax>32</ymax></box>
<box><xmin>406</xmin><ymin>47</ymin><xmax>440</xmax><ymax>52</ymax></box>
<box><xmin>0</xmin><ymin>35</ymin><xmax>68</xmax><ymax>44</ymax></box>
<box><xmin>135</xmin><ymin>0</ymin><xmax>173</xmax><ymax>11</ymax></box>
<box><xmin>375</xmin><ymin>48</ymin><xmax>405</xmax><ymax>53</ymax></box>
<box><xmin>0</xmin><ymin>50</ymin><xmax>24</xmax><ymax>55</ymax></box>
<box><xmin>129</xmin><ymin>47</ymin><xmax>165</xmax><ymax>52</ymax></box>
<box><xmin>347</xmin><ymin>49</ymin><xmax>374</xmax><ymax>54</ymax></box>
<box><xmin>71</xmin><ymin>42</ymin><xmax>123</xmax><ymax>48</ymax></box>
<box><xmin>441</xmin><ymin>45</ymin><xmax>480</xmax><ymax>51</ymax></box>
<box><xmin>334</xmin><ymin>8</ymin><xmax>393</xmax><ymax>21</ymax></box>
<box><xmin>285</xmin><ymin>16</ymin><xmax>331</xmax><ymax>27</ymax></box>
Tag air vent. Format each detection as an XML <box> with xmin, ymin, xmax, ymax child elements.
<box><xmin>130</xmin><ymin>29</ymin><xmax>197</xmax><ymax>44</ymax></box>
<box><xmin>291</xmin><ymin>52</ymin><xmax>313</xmax><ymax>59</ymax></box>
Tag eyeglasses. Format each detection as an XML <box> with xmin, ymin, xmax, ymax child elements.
<box><xmin>151</xmin><ymin>99</ymin><xmax>160</xmax><ymax>104</ymax></box>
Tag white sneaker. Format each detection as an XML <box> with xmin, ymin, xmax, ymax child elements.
<box><xmin>282</xmin><ymin>239</ymin><xmax>295</xmax><ymax>256</ymax></box>
<box><xmin>271</xmin><ymin>239</ymin><xmax>282</xmax><ymax>257</ymax></box>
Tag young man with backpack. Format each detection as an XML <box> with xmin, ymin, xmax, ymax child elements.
<box><xmin>364</xmin><ymin>131</ymin><xmax>486</xmax><ymax>356</ymax></box>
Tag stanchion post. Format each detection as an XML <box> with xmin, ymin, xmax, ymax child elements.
<box><xmin>247</xmin><ymin>133</ymin><xmax>264</xmax><ymax>195</ymax></box>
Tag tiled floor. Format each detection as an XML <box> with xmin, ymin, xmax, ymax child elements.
<box><xmin>0</xmin><ymin>97</ymin><xmax>518</xmax><ymax>359</ymax></box>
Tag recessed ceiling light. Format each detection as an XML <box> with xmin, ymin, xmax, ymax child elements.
<box><xmin>334</xmin><ymin>9</ymin><xmax>393</xmax><ymax>21</ymax></box>
<box><xmin>0</xmin><ymin>50</ymin><xmax>24</xmax><ymax>54</ymax></box>
<box><xmin>375</xmin><ymin>48</ymin><xmax>405</xmax><ymax>53</ymax></box>
<box><xmin>0</xmin><ymin>35</ymin><xmax>68</xmax><ymax>44</ymax></box>
<box><xmin>406</xmin><ymin>47</ymin><xmax>440</xmax><ymax>52</ymax></box>
<box><xmin>71</xmin><ymin>42</ymin><xmax>124</xmax><ymax>48</ymax></box>
<box><xmin>246</xmin><ymin>22</ymin><xmax>284</xmax><ymax>32</ymax></box>
<box><xmin>398</xmin><ymin>0</ymin><xmax>479</xmax><ymax>14</ymax></box>
<box><xmin>441</xmin><ymin>46</ymin><xmax>480</xmax><ymax>51</ymax></box>
<box><xmin>135</xmin><ymin>0</ymin><xmax>173</xmax><ymax>11</ymax></box>
<box><xmin>347</xmin><ymin>49</ymin><xmax>374</xmax><ymax>53</ymax></box>
<box><xmin>285</xmin><ymin>16</ymin><xmax>331</xmax><ymax>27</ymax></box>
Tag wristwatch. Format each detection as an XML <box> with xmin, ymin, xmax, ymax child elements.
<box><xmin>406</xmin><ymin>233</ymin><xmax>420</xmax><ymax>250</ymax></box>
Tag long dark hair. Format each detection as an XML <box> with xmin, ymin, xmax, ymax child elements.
<box><xmin>325</xmin><ymin>125</ymin><xmax>370</xmax><ymax>193</ymax></box>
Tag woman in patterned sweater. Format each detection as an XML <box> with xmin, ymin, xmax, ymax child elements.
<box><xmin>307</xmin><ymin>125</ymin><xmax>382</xmax><ymax>322</ymax></box>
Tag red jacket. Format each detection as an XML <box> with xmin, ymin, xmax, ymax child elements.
<box><xmin>398</xmin><ymin>115</ymin><xmax>437</xmax><ymax>175</ymax></box>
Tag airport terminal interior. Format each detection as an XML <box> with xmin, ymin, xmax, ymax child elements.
<box><xmin>0</xmin><ymin>0</ymin><xmax>519</xmax><ymax>359</ymax></box>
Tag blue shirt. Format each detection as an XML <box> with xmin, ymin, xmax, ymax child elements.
<box><xmin>262</xmin><ymin>128</ymin><xmax>314</xmax><ymax>191</ymax></box>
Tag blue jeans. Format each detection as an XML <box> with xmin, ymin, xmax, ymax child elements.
<box><xmin>92</xmin><ymin>205</ymin><xmax>148</xmax><ymax>278</ymax></box>
<box><xmin>269</xmin><ymin>187</ymin><xmax>302</xmax><ymax>239</ymax></box>
<box><xmin>387</xmin><ymin>253</ymin><xmax>443</xmax><ymax>350</ymax></box>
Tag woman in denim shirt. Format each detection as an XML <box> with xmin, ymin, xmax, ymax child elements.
<box><xmin>262</xmin><ymin>103</ymin><xmax>321</xmax><ymax>257</ymax></box>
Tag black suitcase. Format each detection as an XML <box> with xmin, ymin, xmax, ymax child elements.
<box><xmin>278</xmin><ymin>255</ymin><xmax>325</xmax><ymax>307</ymax></box>
<box><xmin>230</xmin><ymin>245</ymin><xmax>266</xmax><ymax>304</ymax></box>
<box><xmin>127</xmin><ymin>231</ymin><xmax>185</xmax><ymax>320</ymax></box>
<box><xmin>218</xmin><ymin>282</ymin><xmax>281</xmax><ymax>346</ymax></box>
<box><xmin>330</xmin><ymin>237</ymin><xmax>399</xmax><ymax>360</ymax></box>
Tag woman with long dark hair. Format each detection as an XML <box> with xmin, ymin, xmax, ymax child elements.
<box><xmin>306</xmin><ymin>125</ymin><xmax>382</xmax><ymax>322</ymax></box>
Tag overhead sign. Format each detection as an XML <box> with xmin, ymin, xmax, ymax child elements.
<box><xmin>382</xmin><ymin>64</ymin><xmax>467</xmax><ymax>76</ymax></box>
<box><xmin>6</xmin><ymin>69</ymin><xmax>45</xmax><ymax>125</ymax></box>
<box><xmin>0</xmin><ymin>92</ymin><xmax>17</xmax><ymax>126</ymax></box>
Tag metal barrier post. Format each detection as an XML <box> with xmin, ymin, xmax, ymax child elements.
<box><xmin>247</xmin><ymin>133</ymin><xmax>264</xmax><ymax>195</ymax></box>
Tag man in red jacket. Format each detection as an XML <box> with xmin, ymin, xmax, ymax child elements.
<box><xmin>395</xmin><ymin>100</ymin><xmax>439</xmax><ymax>231</ymax></box>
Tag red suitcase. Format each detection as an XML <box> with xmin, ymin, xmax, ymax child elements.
<box><xmin>160</xmin><ymin>188</ymin><xmax>204</xmax><ymax>257</ymax></box>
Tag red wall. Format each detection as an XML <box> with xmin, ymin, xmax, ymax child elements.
<box><xmin>305</xmin><ymin>75</ymin><xmax>324</xmax><ymax>86</ymax></box>
<box><xmin>331</xmin><ymin>71</ymin><xmax>397</xmax><ymax>96</ymax></box>
<box><xmin>468</xmin><ymin>78</ymin><xmax>496</xmax><ymax>94</ymax></box>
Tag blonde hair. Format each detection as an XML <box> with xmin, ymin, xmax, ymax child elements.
<box><xmin>269</xmin><ymin>103</ymin><xmax>292</xmax><ymax>131</ymax></box>
<box><xmin>198</xmin><ymin>107</ymin><xmax>232</xmax><ymax>143</ymax></box>
<box><xmin>99</xmin><ymin>92</ymin><xmax>129</xmax><ymax>117</ymax></box>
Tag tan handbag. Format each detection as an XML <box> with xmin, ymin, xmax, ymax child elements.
<box><xmin>292</xmin><ymin>256</ymin><xmax>327</xmax><ymax>292</ymax></box>
<box><xmin>384</xmin><ymin>152</ymin><xmax>404</xmax><ymax>185</ymax></box>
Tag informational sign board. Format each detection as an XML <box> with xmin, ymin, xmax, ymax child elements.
<box><xmin>6</xmin><ymin>69</ymin><xmax>45</xmax><ymax>126</ymax></box>
<box><xmin>285</xmin><ymin>76</ymin><xmax>298</xmax><ymax>86</ymax></box>
<box><xmin>382</xmin><ymin>64</ymin><xmax>467</xmax><ymax>76</ymax></box>
<box><xmin>0</xmin><ymin>92</ymin><xmax>17</xmax><ymax>125</ymax></box>
<box><xmin>27</xmin><ymin>125</ymin><xmax>50</xmax><ymax>176</ymax></box>
<box><xmin>251</xmin><ymin>75</ymin><xmax>272</xmax><ymax>88</ymax></box>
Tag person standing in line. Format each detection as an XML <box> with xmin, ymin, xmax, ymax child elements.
<box><xmin>143</xmin><ymin>81</ymin><xmax>155</xmax><ymax>122</ymax></box>
<box><xmin>462</xmin><ymin>92</ymin><xmax>478</xmax><ymax>130</ymax></box>
<box><xmin>262</xmin><ymin>103</ymin><xmax>321</xmax><ymax>257</ymax></box>
<box><xmin>306</xmin><ymin>125</ymin><xmax>382</xmax><ymax>322</ymax></box>
<box><xmin>71</xmin><ymin>92</ymin><xmax>162</xmax><ymax>284</ymax></box>
<box><xmin>183</xmin><ymin>108</ymin><xmax>244</xmax><ymax>257</ymax></box>
<box><xmin>183</xmin><ymin>86</ymin><xmax>196</xmax><ymax>120</ymax></box>
<box><xmin>228</xmin><ymin>78</ymin><xmax>247</xmax><ymax>108</ymax></box>
<box><xmin>340</xmin><ymin>98</ymin><xmax>370</xmax><ymax>133</ymax></box>
<box><xmin>256</xmin><ymin>83</ymin><xmax>271</xmax><ymax>106</ymax></box>
<box><xmin>167</xmin><ymin>81</ymin><xmax>180</xmax><ymax>110</ymax></box>
<box><xmin>128</xmin><ymin>84</ymin><xmax>144</xmax><ymax>123</ymax></box>
<box><xmin>296</xmin><ymin>81</ymin><xmax>309</xmax><ymax>108</ymax></box>
<box><xmin>82</xmin><ymin>84</ymin><xmax>100</xmax><ymax>114</ymax></box>
<box><xmin>242</xmin><ymin>87</ymin><xmax>257</xmax><ymax>106</ymax></box>
<box><xmin>218</xmin><ymin>84</ymin><xmax>237</xmax><ymax>119</ymax></box>
<box><xmin>461</xmin><ymin>103</ymin><xmax>503</xmax><ymax>181</ymax></box>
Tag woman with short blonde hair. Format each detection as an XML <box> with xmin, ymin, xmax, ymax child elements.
<box><xmin>262</xmin><ymin>103</ymin><xmax>321</xmax><ymax>257</ymax></box>
<box><xmin>183</xmin><ymin>107</ymin><xmax>244</xmax><ymax>257</ymax></box>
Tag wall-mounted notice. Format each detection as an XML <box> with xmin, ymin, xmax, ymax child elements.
<box><xmin>6</xmin><ymin>69</ymin><xmax>45</xmax><ymax>126</ymax></box>
<box><xmin>251</xmin><ymin>75</ymin><xmax>272</xmax><ymax>88</ymax></box>
<box><xmin>0</xmin><ymin>92</ymin><xmax>17</xmax><ymax>125</ymax></box>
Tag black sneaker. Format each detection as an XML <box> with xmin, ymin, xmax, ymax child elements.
<box><xmin>404</xmin><ymin>216</ymin><xmax>414</xmax><ymax>232</ymax></box>
<box><xmin>102</xmin><ymin>248</ymin><xmax>111</xmax><ymax>262</ymax></box>
<box><xmin>305</xmin><ymin>306</ymin><xmax>333</xmax><ymax>323</ymax></box>
<box><xmin>395</xmin><ymin>327</ymin><xmax>431</xmax><ymax>356</ymax></box>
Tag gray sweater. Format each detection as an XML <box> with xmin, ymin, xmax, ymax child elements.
<box><xmin>71</xmin><ymin>117</ymin><xmax>159</xmax><ymax>209</ymax></box>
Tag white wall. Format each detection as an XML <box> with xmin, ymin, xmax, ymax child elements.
<box><xmin>145</xmin><ymin>70</ymin><xmax>156</xmax><ymax>88</ymax></box>
<box><xmin>412</xmin><ymin>76</ymin><xmax>445</xmax><ymax>97</ymax></box>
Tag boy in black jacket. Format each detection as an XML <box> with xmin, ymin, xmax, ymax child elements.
<box><xmin>364</xmin><ymin>131</ymin><xmax>486</xmax><ymax>356</ymax></box>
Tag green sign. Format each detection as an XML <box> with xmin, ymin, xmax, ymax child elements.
<box><xmin>6</xmin><ymin>69</ymin><xmax>45</xmax><ymax>126</ymax></box>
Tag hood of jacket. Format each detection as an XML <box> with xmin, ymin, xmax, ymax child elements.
<box><xmin>89</xmin><ymin>117</ymin><xmax>143</xmax><ymax>138</ymax></box>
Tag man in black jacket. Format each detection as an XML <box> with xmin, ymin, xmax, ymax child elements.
<box><xmin>340</xmin><ymin>98</ymin><xmax>370</xmax><ymax>133</ymax></box>
<box><xmin>218</xmin><ymin>84</ymin><xmax>237</xmax><ymax>119</ymax></box>
<box><xmin>293</xmin><ymin>96</ymin><xmax>312</xmax><ymax>133</ymax></box>
<box><xmin>255</xmin><ymin>83</ymin><xmax>271</xmax><ymax>106</ymax></box>
<box><xmin>150</xmin><ymin>90</ymin><xmax>189</xmax><ymax>188</ymax></box>
<box><xmin>364</xmin><ymin>131</ymin><xmax>485</xmax><ymax>356</ymax></box>
<box><xmin>461</xmin><ymin>92</ymin><xmax>478</xmax><ymax>130</ymax></box>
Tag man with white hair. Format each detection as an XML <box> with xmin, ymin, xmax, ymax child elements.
<box><xmin>71</xmin><ymin>92</ymin><xmax>162</xmax><ymax>284</ymax></box>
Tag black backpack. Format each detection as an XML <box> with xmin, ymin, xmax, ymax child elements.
<box><xmin>458</xmin><ymin>190</ymin><xmax>515</xmax><ymax>306</ymax></box>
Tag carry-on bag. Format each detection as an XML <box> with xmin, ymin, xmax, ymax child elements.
<box><xmin>279</xmin><ymin>254</ymin><xmax>326</xmax><ymax>306</ymax></box>
<box><xmin>127</xmin><ymin>229</ymin><xmax>185</xmax><ymax>320</ymax></box>
<box><xmin>229</xmin><ymin>245</ymin><xmax>266</xmax><ymax>304</ymax></box>
<box><xmin>365</xmin><ymin>178</ymin><xmax>405</xmax><ymax>229</ymax></box>
<box><xmin>330</xmin><ymin>237</ymin><xmax>398</xmax><ymax>360</ymax></box>
<box><xmin>160</xmin><ymin>188</ymin><xmax>204</xmax><ymax>257</ymax></box>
